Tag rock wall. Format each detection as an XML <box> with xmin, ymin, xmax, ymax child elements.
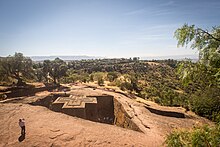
<box><xmin>31</xmin><ymin>94</ymin><xmax>59</xmax><ymax>109</ymax></box>
<box><xmin>114</xmin><ymin>98</ymin><xmax>142</xmax><ymax>132</ymax></box>
<box><xmin>32</xmin><ymin>94</ymin><xmax>142</xmax><ymax>132</ymax></box>
<box><xmin>94</xmin><ymin>95</ymin><xmax>115</xmax><ymax>124</ymax></box>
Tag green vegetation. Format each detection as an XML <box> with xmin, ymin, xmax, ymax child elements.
<box><xmin>107</xmin><ymin>72</ymin><xmax>118</xmax><ymax>82</ymax></box>
<box><xmin>175</xmin><ymin>24</ymin><xmax>220</xmax><ymax>121</ymax></box>
<box><xmin>0</xmin><ymin>53</ymin><xmax>192</xmax><ymax>107</ymax></box>
<box><xmin>0</xmin><ymin>53</ymin><xmax>184</xmax><ymax>107</ymax></box>
<box><xmin>97</xmin><ymin>76</ymin><xmax>104</xmax><ymax>86</ymax></box>
<box><xmin>0</xmin><ymin>52</ymin><xmax>34</xmax><ymax>86</ymax></box>
<box><xmin>165</xmin><ymin>123</ymin><xmax>220</xmax><ymax>147</ymax></box>
<box><xmin>44</xmin><ymin>58</ymin><xmax>68</xmax><ymax>84</ymax></box>
<box><xmin>165</xmin><ymin>24</ymin><xmax>220</xmax><ymax>146</ymax></box>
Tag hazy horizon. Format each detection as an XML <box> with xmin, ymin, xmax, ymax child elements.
<box><xmin>0</xmin><ymin>52</ymin><xmax>198</xmax><ymax>58</ymax></box>
<box><xmin>0</xmin><ymin>0</ymin><xmax>219</xmax><ymax>58</ymax></box>
<box><xmin>25</xmin><ymin>54</ymin><xmax>198</xmax><ymax>61</ymax></box>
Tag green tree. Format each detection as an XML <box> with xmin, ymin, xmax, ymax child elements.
<box><xmin>175</xmin><ymin>24</ymin><xmax>220</xmax><ymax>121</ymax></box>
<box><xmin>97</xmin><ymin>76</ymin><xmax>104</xmax><ymax>86</ymax></box>
<box><xmin>175</xmin><ymin>24</ymin><xmax>220</xmax><ymax>88</ymax></box>
<box><xmin>50</xmin><ymin>58</ymin><xmax>68</xmax><ymax>84</ymax></box>
<box><xmin>42</xmin><ymin>58</ymin><xmax>67</xmax><ymax>84</ymax></box>
<box><xmin>90</xmin><ymin>74</ymin><xmax>94</xmax><ymax>82</ymax></box>
<box><xmin>42</xmin><ymin>60</ymin><xmax>52</xmax><ymax>83</ymax></box>
<box><xmin>174</xmin><ymin>24</ymin><xmax>220</xmax><ymax>68</ymax></box>
<box><xmin>107</xmin><ymin>72</ymin><xmax>118</xmax><ymax>82</ymax></box>
<box><xmin>33</xmin><ymin>62</ymin><xmax>44</xmax><ymax>82</ymax></box>
<box><xmin>0</xmin><ymin>53</ymin><xmax>34</xmax><ymax>86</ymax></box>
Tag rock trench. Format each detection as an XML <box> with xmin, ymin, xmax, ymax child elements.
<box><xmin>31</xmin><ymin>94</ymin><xmax>142</xmax><ymax>132</ymax></box>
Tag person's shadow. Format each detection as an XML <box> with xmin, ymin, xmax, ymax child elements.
<box><xmin>18</xmin><ymin>133</ymin><xmax>25</xmax><ymax>142</ymax></box>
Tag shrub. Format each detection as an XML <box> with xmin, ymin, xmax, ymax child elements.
<box><xmin>165</xmin><ymin>124</ymin><xmax>220</xmax><ymax>147</ymax></box>
<box><xmin>154</xmin><ymin>97</ymin><xmax>161</xmax><ymax>104</ymax></box>
<box><xmin>107</xmin><ymin>72</ymin><xmax>118</xmax><ymax>82</ymax></box>
<box><xmin>120</xmin><ymin>81</ymin><xmax>133</xmax><ymax>91</ymax></box>
<box><xmin>190</xmin><ymin>87</ymin><xmax>220</xmax><ymax>121</ymax></box>
<box><xmin>97</xmin><ymin>77</ymin><xmax>104</xmax><ymax>86</ymax></box>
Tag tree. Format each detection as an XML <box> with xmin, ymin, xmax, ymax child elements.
<box><xmin>165</xmin><ymin>23</ymin><xmax>220</xmax><ymax>147</ymax></box>
<box><xmin>177</xmin><ymin>60</ymin><xmax>218</xmax><ymax>89</ymax></box>
<box><xmin>42</xmin><ymin>58</ymin><xmax>68</xmax><ymax>84</ymax></box>
<box><xmin>90</xmin><ymin>74</ymin><xmax>94</xmax><ymax>82</ymax></box>
<box><xmin>51</xmin><ymin>58</ymin><xmax>68</xmax><ymax>83</ymax></box>
<box><xmin>175</xmin><ymin>24</ymin><xmax>220</xmax><ymax>121</ymax></box>
<box><xmin>175</xmin><ymin>24</ymin><xmax>220</xmax><ymax>87</ymax></box>
<box><xmin>107</xmin><ymin>72</ymin><xmax>118</xmax><ymax>82</ymax></box>
<box><xmin>174</xmin><ymin>24</ymin><xmax>220</xmax><ymax>68</ymax></box>
<box><xmin>132</xmin><ymin>57</ymin><xmax>140</xmax><ymax>61</ymax></box>
<box><xmin>0</xmin><ymin>53</ymin><xmax>34</xmax><ymax>86</ymax></box>
<box><xmin>42</xmin><ymin>60</ymin><xmax>52</xmax><ymax>83</ymax></box>
<box><xmin>33</xmin><ymin>62</ymin><xmax>44</xmax><ymax>82</ymax></box>
<box><xmin>97</xmin><ymin>76</ymin><xmax>104</xmax><ymax>86</ymax></box>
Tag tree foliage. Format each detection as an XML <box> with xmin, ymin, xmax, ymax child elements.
<box><xmin>107</xmin><ymin>72</ymin><xmax>118</xmax><ymax>82</ymax></box>
<box><xmin>42</xmin><ymin>58</ymin><xmax>67</xmax><ymax>84</ymax></box>
<box><xmin>165</xmin><ymin>124</ymin><xmax>220</xmax><ymax>147</ymax></box>
<box><xmin>175</xmin><ymin>24</ymin><xmax>220</xmax><ymax>88</ymax></box>
<box><xmin>177</xmin><ymin>61</ymin><xmax>219</xmax><ymax>89</ymax></box>
<box><xmin>175</xmin><ymin>24</ymin><xmax>220</xmax><ymax>67</ymax></box>
<box><xmin>0</xmin><ymin>53</ymin><xmax>34</xmax><ymax>85</ymax></box>
<box><xmin>97</xmin><ymin>76</ymin><xmax>104</xmax><ymax>86</ymax></box>
<box><xmin>165</xmin><ymin>23</ymin><xmax>220</xmax><ymax>146</ymax></box>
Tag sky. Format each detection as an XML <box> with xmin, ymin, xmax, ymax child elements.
<box><xmin>0</xmin><ymin>0</ymin><xmax>220</xmax><ymax>58</ymax></box>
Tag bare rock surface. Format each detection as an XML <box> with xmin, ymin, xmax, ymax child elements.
<box><xmin>0</xmin><ymin>83</ymin><xmax>212</xmax><ymax>147</ymax></box>
<box><xmin>0</xmin><ymin>103</ymin><xmax>161</xmax><ymax>147</ymax></box>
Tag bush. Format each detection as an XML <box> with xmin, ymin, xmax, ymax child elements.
<box><xmin>154</xmin><ymin>97</ymin><xmax>161</xmax><ymax>104</ymax></box>
<box><xmin>97</xmin><ymin>77</ymin><xmax>104</xmax><ymax>86</ymax></box>
<box><xmin>190</xmin><ymin>87</ymin><xmax>220</xmax><ymax>121</ymax></box>
<box><xmin>120</xmin><ymin>81</ymin><xmax>132</xmax><ymax>91</ymax></box>
<box><xmin>165</xmin><ymin>124</ymin><xmax>220</xmax><ymax>147</ymax></box>
<box><xmin>107</xmin><ymin>72</ymin><xmax>118</xmax><ymax>82</ymax></box>
<box><xmin>92</xmin><ymin>72</ymin><xmax>106</xmax><ymax>81</ymax></box>
<box><xmin>89</xmin><ymin>74</ymin><xmax>94</xmax><ymax>82</ymax></box>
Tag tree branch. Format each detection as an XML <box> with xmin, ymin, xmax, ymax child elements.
<box><xmin>197</xmin><ymin>28</ymin><xmax>220</xmax><ymax>42</ymax></box>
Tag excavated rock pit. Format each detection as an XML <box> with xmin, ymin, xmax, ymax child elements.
<box><xmin>145</xmin><ymin>106</ymin><xmax>185</xmax><ymax>118</ymax></box>
<box><xmin>31</xmin><ymin>94</ymin><xmax>142</xmax><ymax>132</ymax></box>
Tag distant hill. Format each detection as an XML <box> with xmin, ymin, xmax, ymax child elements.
<box><xmin>30</xmin><ymin>55</ymin><xmax>103</xmax><ymax>61</ymax></box>
<box><xmin>29</xmin><ymin>54</ymin><xmax>198</xmax><ymax>61</ymax></box>
<box><xmin>140</xmin><ymin>54</ymin><xmax>198</xmax><ymax>61</ymax></box>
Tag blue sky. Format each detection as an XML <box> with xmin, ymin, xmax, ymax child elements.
<box><xmin>0</xmin><ymin>0</ymin><xmax>220</xmax><ymax>58</ymax></box>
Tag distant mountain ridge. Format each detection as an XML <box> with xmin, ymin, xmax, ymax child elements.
<box><xmin>30</xmin><ymin>54</ymin><xmax>198</xmax><ymax>61</ymax></box>
<box><xmin>140</xmin><ymin>54</ymin><xmax>198</xmax><ymax>60</ymax></box>
<box><xmin>30</xmin><ymin>55</ymin><xmax>103</xmax><ymax>61</ymax></box>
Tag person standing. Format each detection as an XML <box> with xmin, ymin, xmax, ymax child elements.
<box><xmin>19</xmin><ymin>118</ymin><xmax>25</xmax><ymax>135</ymax></box>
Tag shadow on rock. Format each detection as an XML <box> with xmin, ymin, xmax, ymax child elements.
<box><xmin>18</xmin><ymin>133</ymin><xmax>25</xmax><ymax>142</ymax></box>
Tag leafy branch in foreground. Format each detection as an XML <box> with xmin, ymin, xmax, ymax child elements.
<box><xmin>175</xmin><ymin>24</ymin><xmax>220</xmax><ymax>67</ymax></box>
<box><xmin>175</xmin><ymin>24</ymin><xmax>220</xmax><ymax>88</ymax></box>
<box><xmin>166</xmin><ymin>23</ymin><xmax>220</xmax><ymax>147</ymax></box>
